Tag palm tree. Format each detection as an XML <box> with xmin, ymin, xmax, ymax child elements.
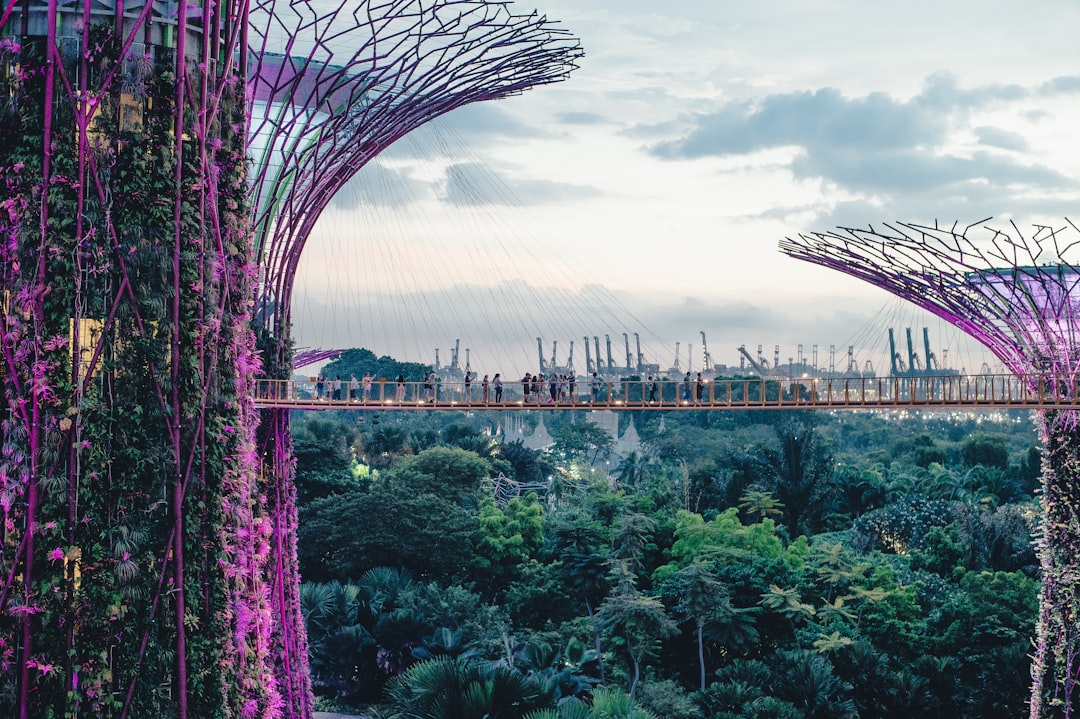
<box><xmin>386</xmin><ymin>656</ymin><xmax>543</xmax><ymax>719</ymax></box>
<box><xmin>738</xmin><ymin>490</ymin><xmax>785</xmax><ymax>524</ymax></box>
<box><xmin>759</xmin><ymin>584</ymin><xmax>816</xmax><ymax>630</ymax></box>
<box><xmin>753</xmin><ymin>421</ymin><xmax>836</xmax><ymax>536</ymax></box>
<box><xmin>524</xmin><ymin>689</ymin><xmax>657</xmax><ymax>719</ymax></box>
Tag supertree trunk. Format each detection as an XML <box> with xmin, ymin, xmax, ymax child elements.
<box><xmin>0</xmin><ymin>3</ymin><xmax>280</xmax><ymax>716</ymax></box>
<box><xmin>258</xmin><ymin>406</ymin><xmax>314</xmax><ymax>718</ymax></box>
<box><xmin>1033</xmin><ymin>409</ymin><xmax>1080</xmax><ymax>717</ymax></box>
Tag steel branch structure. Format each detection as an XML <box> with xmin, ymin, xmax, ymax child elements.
<box><xmin>780</xmin><ymin>218</ymin><xmax>1080</xmax><ymax>719</ymax></box>
<box><xmin>0</xmin><ymin>0</ymin><xmax>579</xmax><ymax>717</ymax></box>
<box><xmin>246</xmin><ymin>0</ymin><xmax>582</xmax><ymax>349</ymax></box>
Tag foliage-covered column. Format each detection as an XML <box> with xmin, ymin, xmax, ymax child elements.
<box><xmin>259</xmin><ymin>403</ymin><xmax>315</xmax><ymax>718</ymax></box>
<box><xmin>1031</xmin><ymin>410</ymin><xmax>1080</xmax><ymax>718</ymax></box>
<box><xmin>0</xmin><ymin>9</ymin><xmax>282</xmax><ymax>717</ymax></box>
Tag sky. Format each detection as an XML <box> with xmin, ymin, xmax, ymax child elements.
<box><xmin>288</xmin><ymin>0</ymin><xmax>1080</xmax><ymax>379</ymax></box>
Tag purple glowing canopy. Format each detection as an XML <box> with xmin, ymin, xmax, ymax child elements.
<box><xmin>245</xmin><ymin>0</ymin><xmax>582</xmax><ymax>337</ymax></box>
<box><xmin>780</xmin><ymin>218</ymin><xmax>1080</xmax><ymax>379</ymax></box>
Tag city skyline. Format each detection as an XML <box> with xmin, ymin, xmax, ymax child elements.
<box><xmin>288</xmin><ymin>0</ymin><xmax>1080</xmax><ymax>377</ymax></box>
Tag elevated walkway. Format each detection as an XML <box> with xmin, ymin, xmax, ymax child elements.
<box><xmin>253</xmin><ymin>374</ymin><xmax>1080</xmax><ymax>411</ymax></box>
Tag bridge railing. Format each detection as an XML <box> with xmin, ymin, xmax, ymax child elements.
<box><xmin>252</xmin><ymin>373</ymin><xmax>1080</xmax><ymax>409</ymax></box>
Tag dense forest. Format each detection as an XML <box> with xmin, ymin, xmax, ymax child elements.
<box><xmin>296</xmin><ymin>350</ymin><xmax>1043</xmax><ymax>718</ymax></box>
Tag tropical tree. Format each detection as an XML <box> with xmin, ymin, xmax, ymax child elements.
<box><xmin>661</xmin><ymin>562</ymin><xmax>730</xmax><ymax>691</ymax></box>
<box><xmin>552</xmin><ymin>423</ymin><xmax>615</xmax><ymax>466</ymax></box>
<box><xmin>548</xmin><ymin>515</ymin><xmax>612</xmax><ymax>684</ymax></box>
<box><xmin>596</xmin><ymin>566</ymin><xmax>679</xmax><ymax>696</ymax></box>
<box><xmin>475</xmin><ymin>492</ymin><xmax>545</xmax><ymax>591</ymax></box>
<box><xmin>738</xmin><ymin>490</ymin><xmax>785</xmax><ymax>524</ymax></box>
<box><xmin>753</xmin><ymin>420</ymin><xmax>836</xmax><ymax>536</ymax></box>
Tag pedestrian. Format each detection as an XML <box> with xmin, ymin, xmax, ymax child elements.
<box><xmin>591</xmin><ymin>372</ymin><xmax>601</xmax><ymax>403</ymax></box>
<box><xmin>548</xmin><ymin>374</ymin><xmax>558</xmax><ymax>403</ymax></box>
<box><xmin>533</xmin><ymin>373</ymin><xmax>543</xmax><ymax>402</ymax></box>
<box><xmin>494</xmin><ymin>373</ymin><xmax>503</xmax><ymax>402</ymax></box>
<box><xmin>648</xmin><ymin>375</ymin><xmax>658</xmax><ymax>403</ymax></box>
<box><xmin>349</xmin><ymin>373</ymin><xmax>359</xmax><ymax>402</ymax></box>
<box><xmin>362</xmin><ymin>372</ymin><xmax>372</xmax><ymax>402</ymax></box>
<box><xmin>522</xmin><ymin>372</ymin><xmax>531</xmax><ymax>402</ymax></box>
<box><xmin>316</xmin><ymin>373</ymin><xmax>325</xmax><ymax>400</ymax></box>
<box><xmin>423</xmin><ymin>372</ymin><xmax>434</xmax><ymax>402</ymax></box>
<box><xmin>395</xmin><ymin>372</ymin><xmax>406</xmax><ymax>402</ymax></box>
<box><xmin>331</xmin><ymin>375</ymin><xmax>342</xmax><ymax>401</ymax></box>
<box><xmin>568</xmin><ymin>374</ymin><xmax>577</xmax><ymax>404</ymax></box>
<box><xmin>464</xmin><ymin>370</ymin><xmax>473</xmax><ymax>402</ymax></box>
<box><xmin>696</xmin><ymin>372</ymin><xmax>705</xmax><ymax>403</ymax></box>
<box><xmin>682</xmin><ymin>371</ymin><xmax>691</xmax><ymax>403</ymax></box>
<box><xmin>481</xmin><ymin>374</ymin><xmax>490</xmax><ymax>403</ymax></box>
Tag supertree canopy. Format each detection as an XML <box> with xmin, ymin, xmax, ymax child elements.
<box><xmin>0</xmin><ymin>0</ymin><xmax>579</xmax><ymax>717</ymax></box>
<box><xmin>780</xmin><ymin>218</ymin><xmax>1080</xmax><ymax>719</ymax></box>
<box><xmin>246</xmin><ymin>0</ymin><xmax>582</xmax><ymax>350</ymax></box>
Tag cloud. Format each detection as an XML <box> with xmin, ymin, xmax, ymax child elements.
<box><xmin>440</xmin><ymin>162</ymin><xmax>601</xmax><ymax>207</ymax></box>
<box><xmin>556</xmin><ymin>110</ymin><xmax>608</xmax><ymax>125</ymax></box>
<box><xmin>649</xmin><ymin>87</ymin><xmax>945</xmax><ymax>159</ymax></box>
<box><xmin>641</xmin><ymin>73</ymin><xmax>1078</xmax><ymax>221</ymax></box>
<box><xmin>974</xmin><ymin>126</ymin><xmax>1029</xmax><ymax>152</ymax></box>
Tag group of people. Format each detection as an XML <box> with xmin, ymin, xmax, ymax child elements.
<box><xmin>520</xmin><ymin>372</ymin><xmax>580</xmax><ymax>404</ymax></box>
<box><xmin>315</xmin><ymin>372</ymin><xmax>374</xmax><ymax>402</ymax></box>
<box><xmin>313</xmin><ymin>369</ymin><xmax>709</xmax><ymax>405</ymax></box>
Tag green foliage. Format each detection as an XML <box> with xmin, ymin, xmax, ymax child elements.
<box><xmin>960</xmin><ymin>433</ymin><xmax>1010</xmax><ymax>469</ymax></box>
<box><xmin>475</xmin><ymin>493</ymin><xmax>545</xmax><ymax>589</ymax></box>
<box><xmin>386</xmin><ymin>657</ymin><xmax>543</xmax><ymax>719</ymax></box>
<box><xmin>324</xmin><ymin>347</ymin><xmax>431</xmax><ymax>383</ymax></box>
<box><xmin>290</xmin><ymin>398</ymin><xmax>1044</xmax><ymax>718</ymax></box>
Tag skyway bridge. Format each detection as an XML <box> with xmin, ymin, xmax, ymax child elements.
<box><xmin>253</xmin><ymin>374</ymin><xmax>1080</xmax><ymax>411</ymax></box>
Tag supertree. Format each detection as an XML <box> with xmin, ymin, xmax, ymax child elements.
<box><xmin>779</xmin><ymin>218</ymin><xmax>1080</xmax><ymax>718</ymax></box>
<box><xmin>0</xmin><ymin>0</ymin><xmax>579</xmax><ymax>717</ymax></box>
<box><xmin>243</xmin><ymin>2</ymin><xmax>579</xmax><ymax>714</ymax></box>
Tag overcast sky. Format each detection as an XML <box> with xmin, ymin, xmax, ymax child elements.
<box><xmin>289</xmin><ymin>0</ymin><xmax>1080</xmax><ymax>378</ymax></box>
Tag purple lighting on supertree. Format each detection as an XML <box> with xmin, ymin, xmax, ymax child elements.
<box><xmin>780</xmin><ymin>218</ymin><xmax>1080</xmax><ymax>719</ymax></box>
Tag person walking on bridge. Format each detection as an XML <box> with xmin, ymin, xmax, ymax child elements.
<box><xmin>522</xmin><ymin>372</ymin><xmax>531</xmax><ymax>402</ymax></box>
<box><xmin>464</xmin><ymin>370</ymin><xmax>473</xmax><ymax>402</ymax></box>
<box><xmin>362</xmin><ymin>372</ymin><xmax>372</xmax><ymax>403</ymax></box>
<box><xmin>591</xmin><ymin>372</ymin><xmax>601</xmax><ymax>403</ymax></box>
<box><xmin>395</xmin><ymin>373</ymin><xmax>406</xmax><ymax>403</ymax></box>
<box><xmin>349</xmin><ymin>373</ymin><xmax>359</xmax><ymax>402</ymax></box>
<box><xmin>682</xmin><ymin>372</ymin><xmax>691</xmax><ymax>403</ymax></box>
<box><xmin>494</xmin><ymin>373</ymin><xmax>503</xmax><ymax>402</ymax></box>
<box><xmin>481</xmin><ymin>374</ymin><xmax>490</xmax><ymax>404</ymax></box>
